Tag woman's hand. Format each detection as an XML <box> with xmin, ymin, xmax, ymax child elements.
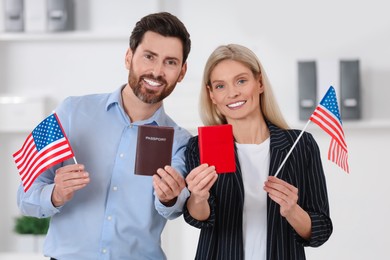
<box><xmin>264</xmin><ymin>176</ymin><xmax>311</xmax><ymax>240</ymax></box>
<box><xmin>185</xmin><ymin>164</ymin><xmax>217</xmax><ymax>221</ymax></box>
<box><xmin>186</xmin><ymin>164</ymin><xmax>217</xmax><ymax>204</ymax></box>
<box><xmin>263</xmin><ymin>176</ymin><xmax>298</xmax><ymax>218</ymax></box>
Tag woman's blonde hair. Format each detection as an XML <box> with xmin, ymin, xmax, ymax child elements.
<box><xmin>199</xmin><ymin>44</ymin><xmax>289</xmax><ymax>129</ymax></box>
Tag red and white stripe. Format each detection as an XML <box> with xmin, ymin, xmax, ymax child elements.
<box><xmin>328</xmin><ymin>138</ymin><xmax>349</xmax><ymax>173</ymax></box>
<box><xmin>13</xmin><ymin>134</ymin><xmax>74</xmax><ymax>192</ymax></box>
<box><xmin>310</xmin><ymin>104</ymin><xmax>349</xmax><ymax>173</ymax></box>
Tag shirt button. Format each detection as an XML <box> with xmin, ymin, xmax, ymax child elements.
<box><xmin>107</xmin><ymin>216</ymin><xmax>112</xmax><ymax>221</ymax></box>
<box><xmin>102</xmin><ymin>248</ymin><xmax>107</xmax><ymax>254</ymax></box>
<box><xmin>119</xmin><ymin>153</ymin><xmax>124</xmax><ymax>158</ymax></box>
<box><xmin>113</xmin><ymin>186</ymin><xmax>118</xmax><ymax>191</ymax></box>
<box><xmin>129</xmin><ymin>124</ymin><xmax>133</xmax><ymax>128</ymax></box>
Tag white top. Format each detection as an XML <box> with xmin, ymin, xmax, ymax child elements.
<box><xmin>236</xmin><ymin>137</ymin><xmax>270</xmax><ymax>260</ymax></box>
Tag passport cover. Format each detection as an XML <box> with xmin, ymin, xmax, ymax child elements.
<box><xmin>198</xmin><ymin>124</ymin><xmax>236</xmax><ymax>174</ymax></box>
<box><xmin>135</xmin><ymin>125</ymin><xmax>174</xmax><ymax>176</ymax></box>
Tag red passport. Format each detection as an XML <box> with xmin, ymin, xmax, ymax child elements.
<box><xmin>198</xmin><ymin>124</ymin><xmax>236</xmax><ymax>174</ymax></box>
<box><xmin>134</xmin><ymin>125</ymin><xmax>174</xmax><ymax>176</ymax></box>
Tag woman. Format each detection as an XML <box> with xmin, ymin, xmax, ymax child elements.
<box><xmin>184</xmin><ymin>44</ymin><xmax>332</xmax><ymax>260</ymax></box>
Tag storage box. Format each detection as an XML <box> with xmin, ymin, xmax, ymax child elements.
<box><xmin>0</xmin><ymin>96</ymin><xmax>46</xmax><ymax>132</ymax></box>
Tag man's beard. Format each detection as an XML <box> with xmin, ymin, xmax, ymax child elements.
<box><xmin>128</xmin><ymin>68</ymin><xmax>177</xmax><ymax>104</ymax></box>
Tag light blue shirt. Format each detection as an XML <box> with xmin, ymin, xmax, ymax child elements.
<box><xmin>17</xmin><ymin>86</ymin><xmax>192</xmax><ymax>260</ymax></box>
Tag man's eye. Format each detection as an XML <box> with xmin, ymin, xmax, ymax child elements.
<box><xmin>145</xmin><ymin>54</ymin><xmax>153</xmax><ymax>60</ymax></box>
<box><xmin>166</xmin><ymin>60</ymin><xmax>178</xmax><ymax>66</ymax></box>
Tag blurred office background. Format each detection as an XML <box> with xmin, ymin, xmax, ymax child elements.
<box><xmin>0</xmin><ymin>0</ymin><xmax>389</xmax><ymax>259</ymax></box>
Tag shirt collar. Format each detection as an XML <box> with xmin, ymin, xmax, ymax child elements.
<box><xmin>105</xmin><ymin>85</ymin><xmax>124</xmax><ymax>111</ymax></box>
<box><xmin>105</xmin><ymin>85</ymin><xmax>167</xmax><ymax>126</ymax></box>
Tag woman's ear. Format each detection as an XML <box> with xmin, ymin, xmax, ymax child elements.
<box><xmin>125</xmin><ymin>48</ymin><xmax>132</xmax><ymax>70</ymax></box>
<box><xmin>258</xmin><ymin>75</ymin><xmax>264</xmax><ymax>94</ymax></box>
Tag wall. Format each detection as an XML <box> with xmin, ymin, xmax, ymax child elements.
<box><xmin>1</xmin><ymin>0</ymin><xmax>390</xmax><ymax>259</ymax></box>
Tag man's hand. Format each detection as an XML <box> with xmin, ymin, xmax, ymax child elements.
<box><xmin>152</xmin><ymin>166</ymin><xmax>186</xmax><ymax>207</ymax></box>
<box><xmin>51</xmin><ymin>164</ymin><xmax>90</xmax><ymax>207</ymax></box>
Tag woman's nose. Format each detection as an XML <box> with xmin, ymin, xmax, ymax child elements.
<box><xmin>227</xmin><ymin>85</ymin><xmax>239</xmax><ymax>98</ymax></box>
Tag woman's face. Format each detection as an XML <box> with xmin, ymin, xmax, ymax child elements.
<box><xmin>208</xmin><ymin>59</ymin><xmax>263</xmax><ymax>122</ymax></box>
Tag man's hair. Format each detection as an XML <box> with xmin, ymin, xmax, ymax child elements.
<box><xmin>129</xmin><ymin>12</ymin><xmax>191</xmax><ymax>64</ymax></box>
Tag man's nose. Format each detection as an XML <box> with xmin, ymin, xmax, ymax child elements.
<box><xmin>151</xmin><ymin>62</ymin><xmax>165</xmax><ymax>78</ymax></box>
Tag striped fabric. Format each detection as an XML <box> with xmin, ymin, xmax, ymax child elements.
<box><xmin>183</xmin><ymin>122</ymin><xmax>333</xmax><ymax>260</ymax></box>
<box><xmin>13</xmin><ymin>113</ymin><xmax>74</xmax><ymax>192</ymax></box>
<box><xmin>309</xmin><ymin>86</ymin><xmax>349</xmax><ymax>173</ymax></box>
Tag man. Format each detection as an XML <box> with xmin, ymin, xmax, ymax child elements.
<box><xmin>17</xmin><ymin>12</ymin><xmax>192</xmax><ymax>260</ymax></box>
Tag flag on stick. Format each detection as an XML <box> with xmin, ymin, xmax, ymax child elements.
<box><xmin>13</xmin><ymin>113</ymin><xmax>75</xmax><ymax>192</ymax></box>
<box><xmin>309</xmin><ymin>86</ymin><xmax>349</xmax><ymax>173</ymax></box>
<box><xmin>274</xmin><ymin>86</ymin><xmax>349</xmax><ymax>177</ymax></box>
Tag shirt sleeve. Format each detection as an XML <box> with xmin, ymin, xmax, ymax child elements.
<box><xmin>181</xmin><ymin>136</ymin><xmax>217</xmax><ymax>228</ymax></box>
<box><xmin>298</xmin><ymin>132</ymin><xmax>333</xmax><ymax>247</ymax></box>
<box><xmin>183</xmin><ymin>193</ymin><xmax>216</xmax><ymax>229</ymax></box>
<box><xmin>17</xmin><ymin>168</ymin><xmax>62</xmax><ymax>218</ymax></box>
<box><xmin>154</xmin><ymin>125</ymin><xmax>192</xmax><ymax>219</ymax></box>
<box><xmin>154</xmin><ymin>187</ymin><xmax>190</xmax><ymax>220</ymax></box>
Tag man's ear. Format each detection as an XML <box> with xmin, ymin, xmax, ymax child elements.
<box><xmin>125</xmin><ymin>48</ymin><xmax>133</xmax><ymax>70</ymax></box>
<box><xmin>177</xmin><ymin>62</ymin><xmax>188</xmax><ymax>82</ymax></box>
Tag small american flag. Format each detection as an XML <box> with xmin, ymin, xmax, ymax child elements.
<box><xmin>310</xmin><ymin>86</ymin><xmax>349</xmax><ymax>173</ymax></box>
<box><xmin>13</xmin><ymin>113</ymin><xmax>75</xmax><ymax>192</ymax></box>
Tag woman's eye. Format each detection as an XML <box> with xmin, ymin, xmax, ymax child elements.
<box><xmin>214</xmin><ymin>84</ymin><xmax>224</xmax><ymax>90</ymax></box>
<box><xmin>237</xmin><ymin>79</ymin><xmax>246</xmax><ymax>85</ymax></box>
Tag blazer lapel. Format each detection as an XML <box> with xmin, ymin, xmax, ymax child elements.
<box><xmin>268</xmin><ymin>123</ymin><xmax>290</xmax><ymax>178</ymax></box>
<box><xmin>266</xmin><ymin>122</ymin><xmax>291</xmax><ymax>260</ymax></box>
<box><xmin>233</xmin><ymin>145</ymin><xmax>245</xmax><ymax>205</ymax></box>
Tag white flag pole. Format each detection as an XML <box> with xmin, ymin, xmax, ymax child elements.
<box><xmin>274</xmin><ymin>120</ymin><xmax>311</xmax><ymax>178</ymax></box>
<box><xmin>52</xmin><ymin>111</ymin><xmax>78</xmax><ymax>165</ymax></box>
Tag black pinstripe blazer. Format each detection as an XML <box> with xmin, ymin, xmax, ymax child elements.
<box><xmin>183</xmin><ymin>122</ymin><xmax>333</xmax><ymax>260</ymax></box>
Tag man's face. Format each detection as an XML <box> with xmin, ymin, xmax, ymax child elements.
<box><xmin>126</xmin><ymin>31</ymin><xmax>187</xmax><ymax>104</ymax></box>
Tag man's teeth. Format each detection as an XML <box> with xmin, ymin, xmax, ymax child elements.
<box><xmin>144</xmin><ymin>79</ymin><xmax>160</xmax><ymax>86</ymax></box>
<box><xmin>228</xmin><ymin>101</ymin><xmax>245</xmax><ymax>108</ymax></box>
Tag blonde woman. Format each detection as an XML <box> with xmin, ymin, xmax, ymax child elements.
<box><xmin>184</xmin><ymin>44</ymin><xmax>332</xmax><ymax>260</ymax></box>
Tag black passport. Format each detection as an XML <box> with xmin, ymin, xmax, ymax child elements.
<box><xmin>134</xmin><ymin>125</ymin><xmax>174</xmax><ymax>176</ymax></box>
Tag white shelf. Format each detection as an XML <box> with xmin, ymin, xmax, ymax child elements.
<box><xmin>0</xmin><ymin>31</ymin><xmax>128</xmax><ymax>42</ymax></box>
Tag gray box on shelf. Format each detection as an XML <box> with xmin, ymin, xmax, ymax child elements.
<box><xmin>298</xmin><ymin>61</ymin><xmax>317</xmax><ymax>120</ymax></box>
<box><xmin>340</xmin><ymin>60</ymin><xmax>361</xmax><ymax>120</ymax></box>
<box><xmin>47</xmin><ymin>0</ymin><xmax>74</xmax><ymax>32</ymax></box>
<box><xmin>24</xmin><ymin>0</ymin><xmax>47</xmax><ymax>32</ymax></box>
<box><xmin>3</xmin><ymin>0</ymin><xmax>24</xmax><ymax>32</ymax></box>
